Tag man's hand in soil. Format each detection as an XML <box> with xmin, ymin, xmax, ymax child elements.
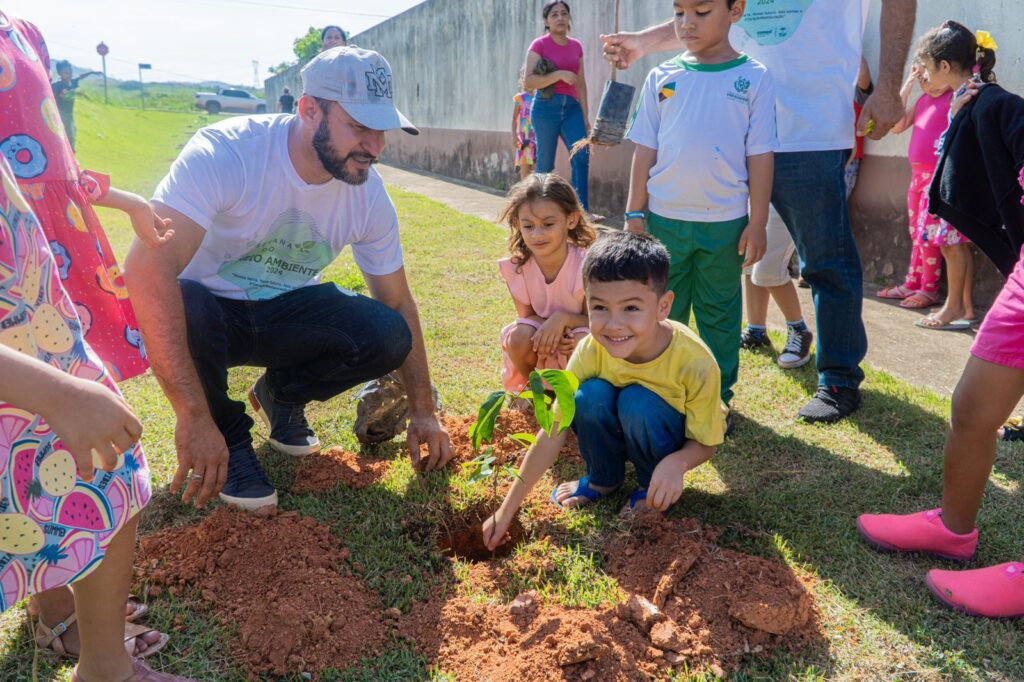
<box><xmin>482</xmin><ymin>507</ymin><xmax>514</xmax><ymax>551</ymax></box>
<box><xmin>171</xmin><ymin>413</ymin><xmax>229</xmax><ymax>507</ymax></box>
<box><xmin>407</xmin><ymin>412</ymin><xmax>454</xmax><ymax>472</ymax></box>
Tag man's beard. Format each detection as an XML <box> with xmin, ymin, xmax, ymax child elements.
<box><xmin>313</xmin><ymin>119</ymin><xmax>376</xmax><ymax>185</ymax></box>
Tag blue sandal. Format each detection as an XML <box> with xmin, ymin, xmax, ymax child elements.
<box><xmin>628</xmin><ymin>489</ymin><xmax>648</xmax><ymax>510</ymax></box>
<box><xmin>549</xmin><ymin>475</ymin><xmax>615</xmax><ymax>508</ymax></box>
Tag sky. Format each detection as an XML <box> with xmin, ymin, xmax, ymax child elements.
<box><xmin>3</xmin><ymin>0</ymin><xmax>425</xmax><ymax>85</ymax></box>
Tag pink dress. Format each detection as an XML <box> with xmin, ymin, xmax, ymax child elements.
<box><xmin>0</xmin><ymin>155</ymin><xmax>151</xmax><ymax>612</ymax></box>
<box><xmin>0</xmin><ymin>13</ymin><xmax>147</xmax><ymax>381</ymax></box>
<box><xmin>499</xmin><ymin>244</ymin><xmax>587</xmax><ymax>392</ymax></box>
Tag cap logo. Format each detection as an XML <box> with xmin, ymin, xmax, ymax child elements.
<box><xmin>365</xmin><ymin>67</ymin><xmax>393</xmax><ymax>100</ymax></box>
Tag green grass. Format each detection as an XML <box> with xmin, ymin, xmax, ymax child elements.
<box><xmin>1</xmin><ymin>98</ymin><xmax>1022</xmax><ymax>680</ymax></box>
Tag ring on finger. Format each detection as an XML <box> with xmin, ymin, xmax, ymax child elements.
<box><xmin>191</xmin><ymin>473</ymin><xmax>203</xmax><ymax>481</ymax></box>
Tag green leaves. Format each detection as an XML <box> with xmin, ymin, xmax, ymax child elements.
<box><xmin>536</xmin><ymin>369</ymin><xmax>580</xmax><ymax>434</ymax></box>
<box><xmin>468</xmin><ymin>390</ymin><xmax>506</xmax><ymax>452</ymax></box>
<box><xmin>465</xmin><ymin>450</ymin><xmax>497</xmax><ymax>483</ymax></box>
<box><xmin>509</xmin><ymin>433</ymin><xmax>537</xmax><ymax>448</ymax></box>
<box><xmin>528</xmin><ymin>372</ymin><xmax>552</xmax><ymax>434</ymax></box>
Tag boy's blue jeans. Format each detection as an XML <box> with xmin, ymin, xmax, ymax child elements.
<box><xmin>531</xmin><ymin>93</ymin><xmax>590</xmax><ymax>210</ymax></box>
<box><xmin>772</xmin><ymin>150</ymin><xmax>867</xmax><ymax>389</ymax></box>
<box><xmin>179</xmin><ymin>280</ymin><xmax>413</xmax><ymax>450</ymax></box>
<box><xmin>571</xmin><ymin>378</ymin><xmax>687</xmax><ymax>489</ymax></box>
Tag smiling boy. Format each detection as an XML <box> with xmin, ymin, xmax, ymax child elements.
<box><xmin>483</xmin><ymin>232</ymin><xmax>725</xmax><ymax>549</ymax></box>
<box><xmin>624</xmin><ymin>0</ymin><xmax>776</xmax><ymax>416</ymax></box>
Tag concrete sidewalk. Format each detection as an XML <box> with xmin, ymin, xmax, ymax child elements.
<box><xmin>379</xmin><ymin>164</ymin><xmax>977</xmax><ymax>399</ymax></box>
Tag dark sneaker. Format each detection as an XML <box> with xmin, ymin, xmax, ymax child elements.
<box><xmin>724</xmin><ymin>412</ymin><xmax>736</xmax><ymax>438</ymax></box>
<box><xmin>740</xmin><ymin>328</ymin><xmax>772</xmax><ymax>350</ymax></box>
<box><xmin>797</xmin><ymin>386</ymin><xmax>862</xmax><ymax>424</ymax></box>
<box><xmin>248</xmin><ymin>376</ymin><xmax>320</xmax><ymax>456</ymax></box>
<box><xmin>219</xmin><ymin>444</ymin><xmax>278</xmax><ymax>510</ymax></box>
<box><xmin>778</xmin><ymin>327</ymin><xmax>813</xmax><ymax>369</ymax></box>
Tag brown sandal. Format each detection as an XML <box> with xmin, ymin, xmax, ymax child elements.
<box><xmin>35</xmin><ymin>612</ymin><xmax>170</xmax><ymax>659</ymax></box>
<box><xmin>71</xmin><ymin>657</ymin><xmax>199</xmax><ymax>682</ymax></box>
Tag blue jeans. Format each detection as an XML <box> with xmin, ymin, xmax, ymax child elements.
<box><xmin>771</xmin><ymin>150</ymin><xmax>867</xmax><ymax>389</ymax></box>
<box><xmin>531</xmin><ymin>93</ymin><xmax>590</xmax><ymax>210</ymax></box>
<box><xmin>571</xmin><ymin>379</ymin><xmax>687</xmax><ymax>489</ymax></box>
<box><xmin>179</xmin><ymin>280</ymin><xmax>412</xmax><ymax>449</ymax></box>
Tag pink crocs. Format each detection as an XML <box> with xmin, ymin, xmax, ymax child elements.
<box><xmin>926</xmin><ymin>562</ymin><xmax>1024</xmax><ymax>619</ymax></box>
<box><xmin>856</xmin><ymin>508</ymin><xmax>977</xmax><ymax>561</ymax></box>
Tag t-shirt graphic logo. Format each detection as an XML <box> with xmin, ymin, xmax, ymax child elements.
<box><xmin>217</xmin><ymin>209</ymin><xmax>332</xmax><ymax>300</ymax></box>
<box><xmin>365</xmin><ymin>67</ymin><xmax>393</xmax><ymax>100</ymax></box>
<box><xmin>734</xmin><ymin>77</ymin><xmax>750</xmax><ymax>94</ymax></box>
<box><xmin>658</xmin><ymin>82</ymin><xmax>677</xmax><ymax>102</ymax></box>
<box><xmin>737</xmin><ymin>0</ymin><xmax>814</xmax><ymax>46</ymax></box>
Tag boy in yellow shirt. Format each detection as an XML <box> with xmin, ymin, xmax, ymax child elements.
<box><xmin>484</xmin><ymin>231</ymin><xmax>725</xmax><ymax>550</ymax></box>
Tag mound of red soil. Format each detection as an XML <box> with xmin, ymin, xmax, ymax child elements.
<box><xmin>406</xmin><ymin>514</ymin><xmax>823</xmax><ymax>679</ymax></box>
<box><xmin>290</xmin><ymin>447</ymin><xmax>392</xmax><ymax>494</ymax></box>
<box><xmin>603</xmin><ymin>514</ymin><xmax>823</xmax><ymax>659</ymax></box>
<box><xmin>402</xmin><ymin>596</ymin><xmax>657</xmax><ymax>681</ymax></box>
<box><xmin>443</xmin><ymin>410</ymin><xmax>580</xmax><ymax>465</ymax></box>
<box><xmin>136</xmin><ymin>507</ymin><xmax>387</xmax><ymax>679</ymax></box>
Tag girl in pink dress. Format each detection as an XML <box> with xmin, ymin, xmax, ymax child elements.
<box><xmin>498</xmin><ymin>173</ymin><xmax>596</xmax><ymax>393</ymax></box>
<box><xmin>0</xmin><ymin>13</ymin><xmax>168</xmax><ymax>382</ymax></box>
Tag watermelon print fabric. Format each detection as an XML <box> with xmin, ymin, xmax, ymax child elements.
<box><xmin>0</xmin><ymin>154</ymin><xmax>150</xmax><ymax>613</ymax></box>
<box><xmin>0</xmin><ymin>13</ymin><xmax>147</xmax><ymax>381</ymax></box>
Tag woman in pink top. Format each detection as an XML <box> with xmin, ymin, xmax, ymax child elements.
<box><xmin>497</xmin><ymin>174</ymin><xmax>596</xmax><ymax>393</ymax></box>
<box><xmin>522</xmin><ymin>1</ymin><xmax>592</xmax><ymax>212</ymax></box>
<box><xmin>879</xmin><ymin>62</ymin><xmax>974</xmax><ymax>328</ymax></box>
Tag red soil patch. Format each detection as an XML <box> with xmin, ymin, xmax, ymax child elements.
<box><xmin>405</xmin><ymin>514</ymin><xmax>823</xmax><ymax>679</ymax></box>
<box><xmin>290</xmin><ymin>447</ymin><xmax>392</xmax><ymax>494</ymax></box>
<box><xmin>135</xmin><ymin>507</ymin><xmax>387</xmax><ymax>679</ymax></box>
<box><xmin>443</xmin><ymin>410</ymin><xmax>580</xmax><ymax>466</ymax></box>
<box><xmin>437</xmin><ymin>502</ymin><xmax>526</xmax><ymax>562</ymax></box>
<box><xmin>603</xmin><ymin>514</ymin><xmax>824</xmax><ymax>664</ymax></box>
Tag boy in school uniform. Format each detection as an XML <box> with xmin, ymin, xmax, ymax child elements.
<box><xmin>624</xmin><ymin>0</ymin><xmax>776</xmax><ymax>417</ymax></box>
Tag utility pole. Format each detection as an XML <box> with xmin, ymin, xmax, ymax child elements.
<box><xmin>252</xmin><ymin>60</ymin><xmax>259</xmax><ymax>89</ymax></box>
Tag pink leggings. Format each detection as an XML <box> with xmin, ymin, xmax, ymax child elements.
<box><xmin>903</xmin><ymin>165</ymin><xmax>943</xmax><ymax>295</ymax></box>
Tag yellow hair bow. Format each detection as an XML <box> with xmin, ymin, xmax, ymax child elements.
<box><xmin>975</xmin><ymin>30</ymin><xmax>998</xmax><ymax>52</ymax></box>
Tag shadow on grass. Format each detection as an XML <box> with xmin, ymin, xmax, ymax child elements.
<box><xmin>705</xmin><ymin>416</ymin><xmax>1024</xmax><ymax>679</ymax></box>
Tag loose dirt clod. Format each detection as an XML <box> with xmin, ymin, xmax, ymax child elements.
<box><xmin>136</xmin><ymin>507</ymin><xmax>386</xmax><ymax>679</ymax></box>
<box><xmin>290</xmin><ymin>447</ymin><xmax>392</xmax><ymax>494</ymax></box>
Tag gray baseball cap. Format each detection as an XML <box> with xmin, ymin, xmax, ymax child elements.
<box><xmin>301</xmin><ymin>46</ymin><xmax>419</xmax><ymax>135</ymax></box>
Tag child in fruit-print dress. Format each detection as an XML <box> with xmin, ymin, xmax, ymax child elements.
<box><xmin>0</xmin><ymin>12</ymin><xmax>173</xmax><ymax>382</ymax></box>
<box><xmin>0</xmin><ymin>156</ymin><xmax>194</xmax><ymax>681</ymax></box>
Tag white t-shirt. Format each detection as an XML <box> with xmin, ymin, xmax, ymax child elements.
<box><xmin>152</xmin><ymin>115</ymin><xmax>403</xmax><ymax>301</ymax></box>
<box><xmin>732</xmin><ymin>0</ymin><xmax>870</xmax><ymax>153</ymax></box>
<box><xmin>627</xmin><ymin>55</ymin><xmax>777</xmax><ymax>222</ymax></box>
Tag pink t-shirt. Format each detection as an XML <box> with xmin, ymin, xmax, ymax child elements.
<box><xmin>908</xmin><ymin>90</ymin><xmax>954</xmax><ymax>166</ymax></box>
<box><xmin>528</xmin><ymin>34</ymin><xmax>583</xmax><ymax>100</ymax></box>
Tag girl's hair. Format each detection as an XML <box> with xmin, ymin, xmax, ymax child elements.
<box><xmin>321</xmin><ymin>25</ymin><xmax>347</xmax><ymax>42</ymax></box>
<box><xmin>542</xmin><ymin>1</ymin><xmax>571</xmax><ymax>33</ymax></box>
<box><xmin>917</xmin><ymin>20</ymin><xmax>997</xmax><ymax>84</ymax></box>
<box><xmin>500</xmin><ymin>173</ymin><xmax>596</xmax><ymax>266</ymax></box>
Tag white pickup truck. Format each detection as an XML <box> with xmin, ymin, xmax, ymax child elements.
<box><xmin>194</xmin><ymin>88</ymin><xmax>267</xmax><ymax>115</ymax></box>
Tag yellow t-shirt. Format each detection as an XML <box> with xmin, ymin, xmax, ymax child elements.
<box><xmin>564</xmin><ymin>320</ymin><xmax>726</xmax><ymax>446</ymax></box>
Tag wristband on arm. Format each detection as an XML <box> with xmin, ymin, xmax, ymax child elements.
<box><xmin>624</xmin><ymin>211</ymin><xmax>646</xmax><ymax>221</ymax></box>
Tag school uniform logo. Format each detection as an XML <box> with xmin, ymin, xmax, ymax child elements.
<box><xmin>365</xmin><ymin>66</ymin><xmax>393</xmax><ymax>100</ymax></box>
<box><xmin>727</xmin><ymin>76</ymin><xmax>751</xmax><ymax>103</ymax></box>
<box><xmin>658</xmin><ymin>82</ymin><xmax>677</xmax><ymax>102</ymax></box>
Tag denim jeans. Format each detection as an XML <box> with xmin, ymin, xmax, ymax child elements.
<box><xmin>179</xmin><ymin>280</ymin><xmax>413</xmax><ymax>449</ymax></box>
<box><xmin>571</xmin><ymin>379</ymin><xmax>687</xmax><ymax>489</ymax></box>
<box><xmin>531</xmin><ymin>93</ymin><xmax>590</xmax><ymax>210</ymax></box>
<box><xmin>771</xmin><ymin>150</ymin><xmax>867</xmax><ymax>389</ymax></box>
